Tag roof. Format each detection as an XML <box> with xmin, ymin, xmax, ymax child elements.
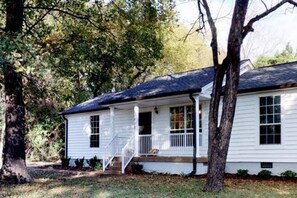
<box><xmin>61</xmin><ymin>61</ymin><xmax>297</xmax><ymax>115</ymax></box>
<box><xmin>61</xmin><ymin>92</ymin><xmax>118</xmax><ymax>115</ymax></box>
<box><xmin>100</xmin><ymin>66</ymin><xmax>215</xmax><ymax>105</ymax></box>
<box><xmin>238</xmin><ymin>61</ymin><xmax>297</xmax><ymax>93</ymax></box>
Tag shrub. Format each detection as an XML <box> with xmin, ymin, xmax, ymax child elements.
<box><xmin>131</xmin><ymin>162</ymin><xmax>143</xmax><ymax>174</ymax></box>
<box><xmin>61</xmin><ymin>157</ymin><xmax>71</xmax><ymax>167</ymax></box>
<box><xmin>280</xmin><ymin>170</ymin><xmax>297</xmax><ymax>179</ymax></box>
<box><xmin>74</xmin><ymin>157</ymin><xmax>85</xmax><ymax>169</ymax></box>
<box><xmin>257</xmin><ymin>170</ymin><xmax>272</xmax><ymax>178</ymax></box>
<box><xmin>87</xmin><ymin>156</ymin><xmax>102</xmax><ymax>170</ymax></box>
<box><xmin>236</xmin><ymin>169</ymin><xmax>249</xmax><ymax>177</ymax></box>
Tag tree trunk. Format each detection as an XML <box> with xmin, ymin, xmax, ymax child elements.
<box><xmin>204</xmin><ymin>0</ymin><xmax>249</xmax><ymax>192</ymax></box>
<box><xmin>1</xmin><ymin>0</ymin><xmax>32</xmax><ymax>184</ymax></box>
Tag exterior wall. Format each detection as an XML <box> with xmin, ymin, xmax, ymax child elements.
<box><xmin>227</xmin><ymin>88</ymin><xmax>297</xmax><ymax>163</ymax></box>
<box><xmin>141</xmin><ymin>162</ymin><xmax>207</xmax><ymax>175</ymax></box>
<box><xmin>66</xmin><ymin>110</ymin><xmax>111</xmax><ymax>160</ymax></box>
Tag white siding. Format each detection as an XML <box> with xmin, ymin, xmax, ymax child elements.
<box><xmin>227</xmin><ymin>88</ymin><xmax>297</xmax><ymax>163</ymax></box>
<box><xmin>66</xmin><ymin>111</ymin><xmax>110</xmax><ymax>160</ymax></box>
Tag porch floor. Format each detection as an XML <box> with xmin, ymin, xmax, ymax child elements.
<box><xmin>134</xmin><ymin>156</ymin><xmax>208</xmax><ymax>163</ymax></box>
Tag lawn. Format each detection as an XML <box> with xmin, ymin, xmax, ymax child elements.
<box><xmin>1</xmin><ymin>168</ymin><xmax>297</xmax><ymax>198</ymax></box>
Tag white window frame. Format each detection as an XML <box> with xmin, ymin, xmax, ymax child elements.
<box><xmin>90</xmin><ymin>115</ymin><xmax>100</xmax><ymax>148</ymax></box>
<box><xmin>259</xmin><ymin>95</ymin><xmax>281</xmax><ymax>145</ymax></box>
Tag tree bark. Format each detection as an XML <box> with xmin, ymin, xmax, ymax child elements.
<box><xmin>0</xmin><ymin>0</ymin><xmax>33</xmax><ymax>184</ymax></box>
<box><xmin>204</xmin><ymin>0</ymin><xmax>249</xmax><ymax>192</ymax></box>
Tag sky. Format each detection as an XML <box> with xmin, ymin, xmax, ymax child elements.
<box><xmin>175</xmin><ymin>0</ymin><xmax>297</xmax><ymax>61</ymax></box>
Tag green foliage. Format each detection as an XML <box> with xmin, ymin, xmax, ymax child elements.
<box><xmin>86</xmin><ymin>156</ymin><xmax>102</xmax><ymax>170</ymax></box>
<box><xmin>61</xmin><ymin>157</ymin><xmax>71</xmax><ymax>167</ymax></box>
<box><xmin>257</xmin><ymin>170</ymin><xmax>272</xmax><ymax>178</ymax></box>
<box><xmin>74</xmin><ymin>157</ymin><xmax>85</xmax><ymax>169</ymax></box>
<box><xmin>26</xmin><ymin>124</ymin><xmax>63</xmax><ymax>161</ymax></box>
<box><xmin>236</xmin><ymin>169</ymin><xmax>249</xmax><ymax>177</ymax></box>
<box><xmin>254</xmin><ymin>43</ymin><xmax>297</xmax><ymax>67</ymax></box>
<box><xmin>280</xmin><ymin>170</ymin><xmax>297</xmax><ymax>179</ymax></box>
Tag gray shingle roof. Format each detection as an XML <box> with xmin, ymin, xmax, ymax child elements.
<box><xmin>61</xmin><ymin>92</ymin><xmax>119</xmax><ymax>115</ymax></box>
<box><xmin>61</xmin><ymin>61</ymin><xmax>297</xmax><ymax>115</ymax></box>
<box><xmin>101</xmin><ymin>66</ymin><xmax>215</xmax><ymax>104</ymax></box>
<box><xmin>238</xmin><ymin>61</ymin><xmax>297</xmax><ymax>93</ymax></box>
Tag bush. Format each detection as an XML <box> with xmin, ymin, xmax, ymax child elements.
<box><xmin>236</xmin><ymin>169</ymin><xmax>249</xmax><ymax>177</ymax></box>
<box><xmin>87</xmin><ymin>156</ymin><xmax>102</xmax><ymax>170</ymax></box>
<box><xmin>74</xmin><ymin>157</ymin><xmax>85</xmax><ymax>169</ymax></box>
<box><xmin>131</xmin><ymin>162</ymin><xmax>143</xmax><ymax>174</ymax></box>
<box><xmin>257</xmin><ymin>170</ymin><xmax>272</xmax><ymax>178</ymax></box>
<box><xmin>280</xmin><ymin>170</ymin><xmax>297</xmax><ymax>179</ymax></box>
<box><xmin>61</xmin><ymin>157</ymin><xmax>71</xmax><ymax>167</ymax></box>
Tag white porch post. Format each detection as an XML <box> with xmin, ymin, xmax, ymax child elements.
<box><xmin>110</xmin><ymin>106</ymin><xmax>115</xmax><ymax>137</ymax></box>
<box><xmin>134</xmin><ymin>104</ymin><xmax>139</xmax><ymax>157</ymax></box>
<box><xmin>194</xmin><ymin>95</ymin><xmax>200</xmax><ymax>157</ymax></box>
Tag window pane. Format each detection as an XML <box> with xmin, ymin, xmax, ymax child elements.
<box><xmin>260</xmin><ymin>116</ymin><xmax>266</xmax><ymax>124</ymax></box>
<box><xmin>267</xmin><ymin>125</ymin><xmax>275</xmax><ymax>135</ymax></box>
<box><xmin>260</xmin><ymin>126</ymin><xmax>266</xmax><ymax>135</ymax></box>
<box><xmin>260</xmin><ymin>107</ymin><xmax>266</xmax><ymax>115</ymax></box>
<box><xmin>267</xmin><ymin>135</ymin><xmax>274</xmax><ymax>144</ymax></box>
<box><xmin>260</xmin><ymin>97</ymin><xmax>266</xmax><ymax>106</ymax></box>
<box><xmin>260</xmin><ymin>135</ymin><xmax>266</xmax><ymax>144</ymax></box>
<box><xmin>274</xmin><ymin>105</ymin><xmax>281</xmax><ymax>114</ymax></box>
<box><xmin>274</xmin><ymin>115</ymin><xmax>281</xmax><ymax>123</ymax></box>
<box><xmin>275</xmin><ymin>134</ymin><xmax>281</xmax><ymax>144</ymax></box>
<box><xmin>275</xmin><ymin>125</ymin><xmax>281</xmax><ymax>134</ymax></box>
<box><xmin>267</xmin><ymin>115</ymin><xmax>274</xmax><ymax>123</ymax></box>
<box><xmin>274</xmin><ymin>96</ymin><xmax>280</xmax><ymax>104</ymax></box>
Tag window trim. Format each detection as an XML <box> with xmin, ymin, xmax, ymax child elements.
<box><xmin>259</xmin><ymin>95</ymin><xmax>281</xmax><ymax>145</ymax></box>
<box><xmin>90</xmin><ymin>115</ymin><xmax>100</xmax><ymax>148</ymax></box>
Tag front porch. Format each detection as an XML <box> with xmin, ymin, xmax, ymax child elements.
<box><xmin>103</xmin><ymin>94</ymin><xmax>209</xmax><ymax>174</ymax></box>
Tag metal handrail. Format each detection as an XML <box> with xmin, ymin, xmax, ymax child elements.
<box><xmin>121</xmin><ymin>135</ymin><xmax>135</xmax><ymax>174</ymax></box>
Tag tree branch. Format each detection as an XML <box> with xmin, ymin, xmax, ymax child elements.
<box><xmin>198</xmin><ymin>0</ymin><xmax>219</xmax><ymax>66</ymax></box>
<box><xmin>243</xmin><ymin>0</ymin><xmax>297</xmax><ymax>39</ymax></box>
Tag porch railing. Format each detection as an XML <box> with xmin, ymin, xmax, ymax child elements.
<box><xmin>121</xmin><ymin>135</ymin><xmax>135</xmax><ymax>174</ymax></box>
<box><xmin>170</xmin><ymin>133</ymin><xmax>193</xmax><ymax>147</ymax></box>
<box><xmin>139</xmin><ymin>134</ymin><xmax>152</xmax><ymax>155</ymax></box>
<box><xmin>103</xmin><ymin>135</ymin><xmax>126</xmax><ymax>171</ymax></box>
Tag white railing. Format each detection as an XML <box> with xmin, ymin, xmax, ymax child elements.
<box><xmin>121</xmin><ymin>135</ymin><xmax>135</xmax><ymax>174</ymax></box>
<box><xmin>170</xmin><ymin>133</ymin><xmax>193</xmax><ymax>147</ymax></box>
<box><xmin>139</xmin><ymin>135</ymin><xmax>152</xmax><ymax>155</ymax></box>
<box><xmin>103</xmin><ymin>135</ymin><xmax>126</xmax><ymax>171</ymax></box>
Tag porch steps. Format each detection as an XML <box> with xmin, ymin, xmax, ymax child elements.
<box><xmin>105</xmin><ymin>157</ymin><xmax>122</xmax><ymax>174</ymax></box>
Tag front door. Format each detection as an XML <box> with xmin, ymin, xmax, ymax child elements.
<box><xmin>139</xmin><ymin>112</ymin><xmax>152</xmax><ymax>155</ymax></box>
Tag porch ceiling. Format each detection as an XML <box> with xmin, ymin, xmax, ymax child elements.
<box><xmin>111</xmin><ymin>94</ymin><xmax>210</xmax><ymax>110</ymax></box>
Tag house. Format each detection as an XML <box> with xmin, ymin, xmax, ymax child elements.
<box><xmin>61</xmin><ymin>60</ymin><xmax>297</xmax><ymax>175</ymax></box>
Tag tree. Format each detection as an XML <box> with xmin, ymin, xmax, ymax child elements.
<box><xmin>0</xmin><ymin>0</ymin><xmax>174</xmax><ymax>183</ymax></box>
<box><xmin>196</xmin><ymin>0</ymin><xmax>297</xmax><ymax>192</ymax></box>
<box><xmin>254</xmin><ymin>43</ymin><xmax>297</xmax><ymax>67</ymax></box>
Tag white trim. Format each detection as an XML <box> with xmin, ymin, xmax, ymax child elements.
<box><xmin>110</xmin><ymin>107</ymin><xmax>115</xmax><ymax>138</ymax></box>
<box><xmin>134</xmin><ymin>104</ymin><xmax>139</xmax><ymax>157</ymax></box>
<box><xmin>194</xmin><ymin>95</ymin><xmax>200</xmax><ymax>157</ymax></box>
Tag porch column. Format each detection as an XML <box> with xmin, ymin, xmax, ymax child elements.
<box><xmin>110</xmin><ymin>106</ymin><xmax>115</xmax><ymax>138</ymax></box>
<box><xmin>134</xmin><ymin>104</ymin><xmax>139</xmax><ymax>157</ymax></box>
<box><xmin>194</xmin><ymin>95</ymin><xmax>200</xmax><ymax>157</ymax></box>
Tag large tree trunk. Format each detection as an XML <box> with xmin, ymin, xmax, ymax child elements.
<box><xmin>0</xmin><ymin>0</ymin><xmax>32</xmax><ymax>184</ymax></box>
<box><xmin>204</xmin><ymin>0</ymin><xmax>249</xmax><ymax>192</ymax></box>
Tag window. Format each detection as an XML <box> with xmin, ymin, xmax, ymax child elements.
<box><xmin>90</xmin><ymin>115</ymin><xmax>100</xmax><ymax>148</ymax></box>
<box><xmin>259</xmin><ymin>96</ymin><xmax>281</xmax><ymax>144</ymax></box>
<box><xmin>169</xmin><ymin>106</ymin><xmax>192</xmax><ymax>147</ymax></box>
<box><xmin>261</xmin><ymin>162</ymin><xmax>273</xmax><ymax>169</ymax></box>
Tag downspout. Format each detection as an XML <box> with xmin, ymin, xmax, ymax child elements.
<box><xmin>186</xmin><ymin>93</ymin><xmax>197</xmax><ymax>177</ymax></box>
<box><xmin>62</xmin><ymin>115</ymin><xmax>68</xmax><ymax>159</ymax></box>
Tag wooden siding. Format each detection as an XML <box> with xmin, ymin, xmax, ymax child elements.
<box><xmin>227</xmin><ymin>88</ymin><xmax>297</xmax><ymax>163</ymax></box>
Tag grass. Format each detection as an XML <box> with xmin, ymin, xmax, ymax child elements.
<box><xmin>1</xmin><ymin>169</ymin><xmax>297</xmax><ymax>198</ymax></box>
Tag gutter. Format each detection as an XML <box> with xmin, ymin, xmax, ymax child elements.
<box><xmin>62</xmin><ymin>115</ymin><xmax>68</xmax><ymax>159</ymax></box>
<box><xmin>186</xmin><ymin>93</ymin><xmax>197</xmax><ymax>178</ymax></box>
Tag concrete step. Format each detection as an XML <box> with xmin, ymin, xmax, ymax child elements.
<box><xmin>102</xmin><ymin>169</ymin><xmax>122</xmax><ymax>175</ymax></box>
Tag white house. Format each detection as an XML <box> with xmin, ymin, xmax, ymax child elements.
<box><xmin>61</xmin><ymin>60</ymin><xmax>297</xmax><ymax>175</ymax></box>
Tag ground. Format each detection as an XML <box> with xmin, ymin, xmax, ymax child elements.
<box><xmin>1</xmin><ymin>166</ymin><xmax>297</xmax><ymax>197</ymax></box>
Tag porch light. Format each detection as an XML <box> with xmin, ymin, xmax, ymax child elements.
<box><xmin>154</xmin><ymin>106</ymin><xmax>159</xmax><ymax>114</ymax></box>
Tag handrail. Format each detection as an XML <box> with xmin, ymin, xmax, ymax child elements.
<box><xmin>103</xmin><ymin>135</ymin><xmax>118</xmax><ymax>171</ymax></box>
<box><xmin>121</xmin><ymin>135</ymin><xmax>135</xmax><ymax>174</ymax></box>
